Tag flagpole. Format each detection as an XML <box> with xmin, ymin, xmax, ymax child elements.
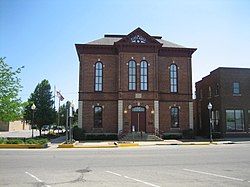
<box><xmin>58</xmin><ymin>96</ymin><xmax>60</xmax><ymax>128</ymax></box>
<box><xmin>53</xmin><ymin>86</ymin><xmax>56</xmax><ymax>109</ymax></box>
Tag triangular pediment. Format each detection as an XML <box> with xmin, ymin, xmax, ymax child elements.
<box><xmin>115</xmin><ymin>27</ymin><xmax>162</xmax><ymax>45</ymax></box>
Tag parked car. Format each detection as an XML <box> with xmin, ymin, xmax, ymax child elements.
<box><xmin>41</xmin><ymin>125</ymin><xmax>49</xmax><ymax>131</ymax></box>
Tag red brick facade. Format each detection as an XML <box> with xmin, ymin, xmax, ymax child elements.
<box><xmin>75</xmin><ymin>28</ymin><xmax>196</xmax><ymax>135</ymax></box>
<box><xmin>195</xmin><ymin>68</ymin><xmax>250</xmax><ymax>138</ymax></box>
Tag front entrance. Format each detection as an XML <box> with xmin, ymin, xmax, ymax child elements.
<box><xmin>131</xmin><ymin>106</ymin><xmax>146</xmax><ymax>132</ymax></box>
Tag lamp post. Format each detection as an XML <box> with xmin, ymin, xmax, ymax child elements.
<box><xmin>207</xmin><ymin>102</ymin><xmax>213</xmax><ymax>143</ymax></box>
<box><xmin>31</xmin><ymin>103</ymin><xmax>36</xmax><ymax>138</ymax></box>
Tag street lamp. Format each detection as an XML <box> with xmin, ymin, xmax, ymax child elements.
<box><xmin>31</xmin><ymin>103</ymin><xmax>36</xmax><ymax>138</ymax></box>
<box><xmin>207</xmin><ymin>102</ymin><xmax>213</xmax><ymax>143</ymax></box>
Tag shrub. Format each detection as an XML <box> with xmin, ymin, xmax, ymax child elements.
<box><xmin>162</xmin><ymin>133</ymin><xmax>182</xmax><ymax>140</ymax></box>
<box><xmin>85</xmin><ymin>134</ymin><xmax>118</xmax><ymax>140</ymax></box>
<box><xmin>6</xmin><ymin>138</ymin><xmax>24</xmax><ymax>144</ymax></box>
<box><xmin>0</xmin><ymin>137</ymin><xmax>7</xmax><ymax>144</ymax></box>
<box><xmin>73</xmin><ymin>126</ymin><xmax>85</xmax><ymax>141</ymax></box>
<box><xmin>0</xmin><ymin>138</ymin><xmax>48</xmax><ymax>145</ymax></box>
<box><xmin>212</xmin><ymin>132</ymin><xmax>222</xmax><ymax>139</ymax></box>
<box><xmin>25</xmin><ymin>139</ymin><xmax>38</xmax><ymax>144</ymax></box>
<box><xmin>182</xmin><ymin>129</ymin><xmax>195</xmax><ymax>139</ymax></box>
<box><xmin>35</xmin><ymin>138</ymin><xmax>48</xmax><ymax>145</ymax></box>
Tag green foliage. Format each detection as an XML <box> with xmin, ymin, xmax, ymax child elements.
<box><xmin>58</xmin><ymin>103</ymin><xmax>66</xmax><ymax>127</ymax></box>
<box><xmin>25</xmin><ymin>138</ymin><xmax>48</xmax><ymax>145</ymax></box>
<box><xmin>23</xmin><ymin>79</ymin><xmax>56</xmax><ymax>136</ymax></box>
<box><xmin>73</xmin><ymin>127</ymin><xmax>118</xmax><ymax>141</ymax></box>
<box><xmin>0</xmin><ymin>137</ymin><xmax>48</xmax><ymax>145</ymax></box>
<box><xmin>6</xmin><ymin>138</ymin><xmax>25</xmax><ymax>144</ymax></box>
<box><xmin>0</xmin><ymin>137</ymin><xmax>7</xmax><ymax>144</ymax></box>
<box><xmin>0</xmin><ymin>57</ymin><xmax>26</xmax><ymax>122</ymax></box>
<box><xmin>212</xmin><ymin>132</ymin><xmax>222</xmax><ymax>139</ymax></box>
<box><xmin>73</xmin><ymin>126</ymin><xmax>85</xmax><ymax>140</ymax></box>
<box><xmin>182</xmin><ymin>129</ymin><xmax>195</xmax><ymax>139</ymax></box>
<box><xmin>85</xmin><ymin>134</ymin><xmax>118</xmax><ymax>141</ymax></box>
<box><xmin>162</xmin><ymin>133</ymin><xmax>183</xmax><ymax>140</ymax></box>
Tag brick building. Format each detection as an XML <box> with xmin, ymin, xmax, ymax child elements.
<box><xmin>195</xmin><ymin>68</ymin><xmax>250</xmax><ymax>137</ymax></box>
<box><xmin>75</xmin><ymin>28</ymin><xmax>196</xmax><ymax>136</ymax></box>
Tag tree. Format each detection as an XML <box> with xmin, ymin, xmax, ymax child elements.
<box><xmin>24</xmin><ymin>79</ymin><xmax>56</xmax><ymax>136</ymax></box>
<box><xmin>0</xmin><ymin>57</ymin><xmax>25</xmax><ymax>122</ymax></box>
<box><xmin>57</xmin><ymin>103</ymin><xmax>78</xmax><ymax>127</ymax></box>
<box><xmin>58</xmin><ymin>103</ymin><xmax>66</xmax><ymax>127</ymax></box>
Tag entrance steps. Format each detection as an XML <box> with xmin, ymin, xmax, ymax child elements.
<box><xmin>120</xmin><ymin>132</ymin><xmax>163</xmax><ymax>141</ymax></box>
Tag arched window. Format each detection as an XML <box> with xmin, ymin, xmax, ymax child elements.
<box><xmin>170</xmin><ymin>64</ymin><xmax>178</xmax><ymax>93</ymax></box>
<box><xmin>171</xmin><ymin>107</ymin><xmax>179</xmax><ymax>128</ymax></box>
<box><xmin>140</xmin><ymin>60</ymin><xmax>148</xmax><ymax>90</ymax></box>
<box><xmin>95</xmin><ymin>62</ymin><xmax>103</xmax><ymax>91</ymax></box>
<box><xmin>208</xmin><ymin>86</ymin><xmax>212</xmax><ymax>97</ymax></box>
<box><xmin>94</xmin><ymin>106</ymin><xmax>102</xmax><ymax>128</ymax></box>
<box><xmin>128</xmin><ymin>60</ymin><xmax>136</xmax><ymax>90</ymax></box>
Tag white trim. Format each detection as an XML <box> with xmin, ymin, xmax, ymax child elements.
<box><xmin>154</xmin><ymin>101</ymin><xmax>159</xmax><ymax>131</ymax></box>
<box><xmin>118</xmin><ymin>100</ymin><xmax>123</xmax><ymax>133</ymax></box>
<box><xmin>78</xmin><ymin>101</ymin><xmax>83</xmax><ymax>128</ymax></box>
<box><xmin>189</xmin><ymin>102</ymin><xmax>194</xmax><ymax>129</ymax></box>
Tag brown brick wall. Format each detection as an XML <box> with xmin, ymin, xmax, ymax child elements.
<box><xmin>159</xmin><ymin>101</ymin><xmax>189</xmax><ymax>133</ymax></box>
<box><xmin>195</xmin><ymin>68</ymin><xmax>250</xmax><ymax>137</ymax></box>
<box><xmin>82</xmin><ymin>101</ymin><xmax>118</xmax><ymax>133</ymax></box>
<box><xmin>158</xmin><ymin>56</ymin><xmax>192</xmax><ymax>96</ymax></box>
<box><xmin>80</xmin><ymin>54</ymin><xmax>118</xmax><ymax>93</ymax></box>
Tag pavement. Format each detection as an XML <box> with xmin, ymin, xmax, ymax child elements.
<box><xmin>56</xmin><ymin>138</ymin><xmax>250</xmax><ymax>149</ymax></box>
<box><xmin>0</xmin><ymin>129</ymin><xmax>41</xmax><ymax>138</ymax></box>
<box><xmin>1</xmin><ymin>143</ymin><xmax>250</xmax><ymax>186</ymax></box>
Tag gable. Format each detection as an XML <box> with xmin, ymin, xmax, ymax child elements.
<box><xmin>115</xmin><ymin>27</ymin><xmax>162</xmax><ymax>46</ymax></box>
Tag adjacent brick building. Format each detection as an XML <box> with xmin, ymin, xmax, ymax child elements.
<box><xmin>195</xmin><ymin>68</ymin><xmax>250</xmax><ymax>137</ymax></box>
<box><xmin>75</xmin><ymin>28</ymin><xmax>196</xmax><ymax>136</ymax></box>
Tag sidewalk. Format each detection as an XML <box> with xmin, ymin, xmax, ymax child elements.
<box><xmin>0</xmin><ymin>130</ymin><xmax>40</xmax><ymax>138</ymax></box>
<box><xmin>57</xmin><ymin>139</ymin><xmax>246</xmax><ymax>149</ymax></box>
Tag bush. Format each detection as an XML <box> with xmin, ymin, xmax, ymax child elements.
<box><xmin>0</xmin><ymin>137</ymin><xmax>7</xmax><ymax>144</ymax></box>
<box><xmin>0</xmin><ymin>138</ymin><xmax>48</xmax><ymax>145</ymax></box>
<box><xmin>85</xmin><ymin>134</ymin><xmax>118</xmax><ymax>140</ymax></box>
<box><xmin>25</xmin><ymin>138</ymin><xmax>48</xmax><ymax>145</ymax></box>
<box><xmin>6</xmin><ymin>138</ymin><xmax>24</xmax><ymax>144</ymax></box>
<box><xmin>212</xmin><ymin>132</ymin><xmax>222</xmax><ymax>139</ymax></box>
<box><xmin>73</xmin><ymin>126</ymin><xmax>85</xmax><ymax>141</ymax></box>
<box><xmin>25</xmin><ymin>139</ymin><xmax>38</xmax><ymax>144</ymax></box>
<box><xmin>162</xmin><ymin>133</ymin><xmax>182</xmax><ymax>140</ymax></box>
<box><xmin>182</xmin><ymin>129</ymin><xmax>195</xmax><ymax>139</ymax></box>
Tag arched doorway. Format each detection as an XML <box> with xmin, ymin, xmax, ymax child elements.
<box><xmin>131</xmin><ymin>106</ymin><xmax>146</xmax><ymax>132</ymax></box>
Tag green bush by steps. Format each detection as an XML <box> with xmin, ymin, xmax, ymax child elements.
<box><xmin>73</xmin><ymin>126</ymin><xmax>118</xmax><ymax>141</ymax></box>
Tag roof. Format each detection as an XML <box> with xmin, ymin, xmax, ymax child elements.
<box><xmin>86</xmin><ymin>36</ymin><xmax>185</xmax><ymax>48</ymax></box>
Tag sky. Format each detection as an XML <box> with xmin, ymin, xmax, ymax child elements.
<box><xmin>1</xmin><ymin>0</ymin><xmax>250</xmax><ymax>109</ymax></box>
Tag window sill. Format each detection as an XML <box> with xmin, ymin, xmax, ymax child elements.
<box><xmin>233</xmin><ymin>94</ymin><xmax>241</xmax><ymax>96</ymax></box>
<box><xmin>170</xmin><ymin>128</ymin><xmax>180</xmax><ymax>130</ymax></box>
<box><xmin>226</xmin><ymin>131</ymin><xmax>246</xmax><ymax>134</ymax></box>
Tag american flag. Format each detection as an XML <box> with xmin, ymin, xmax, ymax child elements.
<box><xmin>56</xmin><ymin>91</ymin><xmax>64</xmax><ymax>101</ymax></box>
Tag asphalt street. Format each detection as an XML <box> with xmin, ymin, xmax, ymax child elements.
<box><xmin>0</xmin><ymin>144</ymin><xmax>250</xmax><ymax>187</ymax></box>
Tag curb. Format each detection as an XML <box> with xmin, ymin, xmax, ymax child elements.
<box><xmin>57</xmin><ymin>141</ymin><xmax>78</xmax><ymax>148</ymax></box>
<box><xmin>118</xmin><ymin>143</ymin><xmax>139</xmax><ymax>147</ymax></box>
<box><xmin>74</xmin><ymin>145</ymin><xmax>117</xmax><ymax>148</ymax></box>
<box><xmin>57</xmin><ymin>141</ymin><xmax>139</xmax><ymax>148</ymax></box>
<box><xmin>181</xmin><ymin>142</ymin><xmax>211</xmax><ymax>145</ymax></box>
<box><xmin>0</xmin><ymin>144</ymin><xmax>48</xmax><ymax>149</ymax></box>
<box><xmin>212</xmin><ymin>141</ymin><xmax>234</xmax><ymax>145</ymax></box>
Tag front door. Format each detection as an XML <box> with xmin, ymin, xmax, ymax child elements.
<box><xmin>131</xmin><ymin>107</ymin><xmax>146</xmax><ymax>132</ymax></box>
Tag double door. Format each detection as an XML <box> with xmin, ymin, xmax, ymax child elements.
<box><xmin>131</xmin><ymin>107</ymin><xmax>146</xmax><ymax>132</ymax></box>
